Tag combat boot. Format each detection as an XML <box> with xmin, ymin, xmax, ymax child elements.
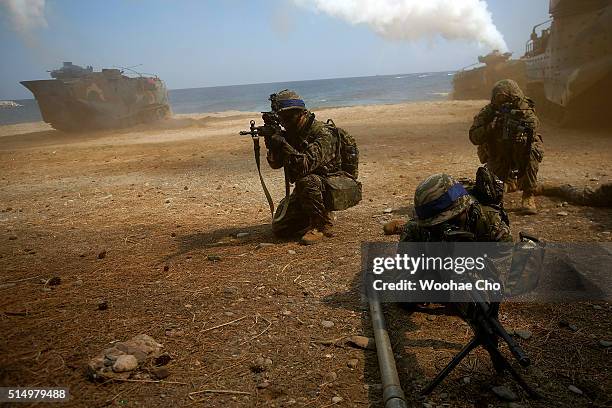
<box><xmin>521</xmin><ymin>193</ymin><xmax>537</xmax><ymax>215</ymax></box>
<box><xmin>320</xmin><ymin>222</ymin><xmax>334</xmax><ymax>238</ymax></box>
<box><xmin>300</xmin><ymin>229</ymin><xmax>324</xmax><ymax>245</ymax></box>
<box><xmin>383</xmin><ymin>219</ymin><xmax>406</xmax><ymax>235</ymax></box>
<box><xmin>505</xmin><ymin>178</ymin><xmax>519</xmax><ymax>193</ymax></box>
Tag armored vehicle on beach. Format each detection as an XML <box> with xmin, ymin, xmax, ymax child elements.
<box><xmin>453</xmin><ymin>0</ymin><xmax>612</xmax><ymax>125</ymax></box>
<box><xmin>452</xmin><ymin>50</ymin><xmax>527</xmax><ymax>100</ymax></box>
<box><xmin>21</xmin><ymin>62</ymin><xmax>171</xmax><ymax>131</ymax></box>
<box><xmin>523</xmin><ymin>0</ymin><xmax>612</xmax><ymax>124</ymax></box>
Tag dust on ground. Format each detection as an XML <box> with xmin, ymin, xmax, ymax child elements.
<box><xmin>0</xmin><ymin>101</ymin><xmax>610</xmax><ymax>407</ymax></box>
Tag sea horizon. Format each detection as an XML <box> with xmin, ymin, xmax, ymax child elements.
<box><xmin>0</xmin><ymin>70</ymin><xmax>456</xmax><ymax>126</ymax></box>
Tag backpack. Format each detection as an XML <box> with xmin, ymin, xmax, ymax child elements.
<box><xmin>459</xmin><ymin>166</ymin><xmax>509</xmax><ymax>225</ymax></box>
<box><xmin>326</xmin><ymin>119</ymin><xmax>359</xmax><ymax>179</ymax></box>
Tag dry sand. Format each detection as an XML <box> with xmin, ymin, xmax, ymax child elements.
<box><xmin>0</xmin><ymin>101</ymin><xmax>610</xmax><ymax>407</ymax></box>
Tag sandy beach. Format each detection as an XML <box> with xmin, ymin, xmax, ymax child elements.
<box><xmin>1</xmin><ymin>101</ymin><xmax>610</xmax><ymax>407</ymax></box>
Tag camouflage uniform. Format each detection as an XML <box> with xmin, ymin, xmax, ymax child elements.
<box><xmin>537</xmin><ymin>182</ymin><xmax>612</xmax><ymax>207</ymax></box>
<box><xmin>469</xmin><ymin>80</ymin><xmax>544</xmax><ymax>203</ymax></box>
<box><xmin>399</xmin><ymin>173</ymin><xmax>512</xmax><ymax>243</ymax></box>
<box><xmin>266</xmin><ymin>105</ymin><xmax>342</xmax><ymax>239</ymax></box>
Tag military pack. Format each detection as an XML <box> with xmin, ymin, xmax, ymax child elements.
<box><xmin>325</xmin><ymin>119</ymin><xmax>359</xmax><ymax>179</ymax></box>
<box><xmin>324</xmin><ymin>175</ymin><xmax>362</xmax><ymax>211</ymax></box>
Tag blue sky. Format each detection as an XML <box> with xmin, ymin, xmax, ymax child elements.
<box><xmin>0</xmin><ymin>0</ymin><xmax>549</xmax><ymax>99</ymax></box>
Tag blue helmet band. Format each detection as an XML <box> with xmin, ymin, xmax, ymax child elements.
<box><xmin>277</xmin><ymin>99</ymin><xmax>306</xmax><ymax>109</ymax></box>
<box><xmin>415</xmin><ymin>183</ymin><xmax>469</xmax><ymax>220</ymax></box>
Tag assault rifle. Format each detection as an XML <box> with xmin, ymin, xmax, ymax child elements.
<box><xmin>419</xmin><ymin>227</ymin><xmax>541</xmax><ymax>398</ymax></box>
<box><xmin>239</xmin><ymin>111</ymin><xmax>281</xmax><ymax>141</ymax></box>
<box><xmin>495</xmin><ymin>103</ymin><xmax>535</xmax><ymax>143</ymax></box>
<box><xmin>239</xmin><ymin>110</ymin><xmax>290</xmax><ymax>222</ymax></box>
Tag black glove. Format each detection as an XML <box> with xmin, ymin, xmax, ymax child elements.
<box><xmin>266</xmin><ymin>133</ymin><xmax>286</xmax><ymax>150</ymax></box>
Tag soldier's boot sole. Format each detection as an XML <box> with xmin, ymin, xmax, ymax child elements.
<box><xmin>383</xmin><ymin>220</ymin><xmax>406</xmax><ymax>235</ymax></box>
<box><xmin>300</xmin><ymin>229</ymin><xmax>325</xmax><ymax>245</ymax></box>
<box><xmin>521</xmin><ymin>195</ymin><xmax>538</xmax><ymax>215</ymax></box>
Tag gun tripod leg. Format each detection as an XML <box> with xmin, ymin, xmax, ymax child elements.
<box><xmin>486</xmin><ymin>346</ymin><xmax>543</xmax><ymax>399</ymax></box>
<box><xmin>421</xmin><ymin>337</ymin><xmax>480</xmax><ymax>395</ymax></box>
<box><xmin>483</xmin><ymin>340</ymin><xmax>506</xmax><ymax>373</ymax></box>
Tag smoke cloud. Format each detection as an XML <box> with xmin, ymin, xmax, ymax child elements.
<box><xmin>295</xmin><ymin>0</ymin><xmax>508</xmax><ymax>51</ymax></box>
<box><xmin>1</xmin><ymin>0</ymin><xmax>47</xmax><ymax>37</ymax></box>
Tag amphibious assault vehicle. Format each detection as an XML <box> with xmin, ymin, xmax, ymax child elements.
<box><xmin>21</xmin><ymin>62</ymin><xmax>171</xmax><ymax>131</ymax></box>
<box><xmin>451</xmin><ymin>50</ymin><xmax>527</xmax><ymax>100</ymax></box>
<box><xmin>523</xmin><ymin>0</ymin><xmax>612</xmax><ymax>124</ymax></box>
<box><xmin>453</xmin><ymin>0</ymin><xmax>612</xmax><ymax>125</ymax></box>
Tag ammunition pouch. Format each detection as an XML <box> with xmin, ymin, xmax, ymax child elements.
<box><xmin>324</xmin><ymin>175</ymin><xmax>362</xmax><ymax>211</ymax></box>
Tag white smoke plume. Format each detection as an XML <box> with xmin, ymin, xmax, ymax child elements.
<box><xmin>1</xmin><ymin>0</ymin><xmax>47</xmax><ymax>35</ymax></box>
<box><xmin>295</xmin><ymin>0</ymin><xmax>508</xmax><ymax>51</ymax></box>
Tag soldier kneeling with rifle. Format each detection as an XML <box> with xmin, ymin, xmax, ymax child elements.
<box><xmin>241</xmin><ymin>90</ymin><xmax>361</xmax><ymax>245</ymax></box>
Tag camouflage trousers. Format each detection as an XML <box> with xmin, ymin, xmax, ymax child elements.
<box><xmin>272</xmin><ymin>174</ymin><xmax>331</xmax><ymax>237</ymax></box>
<box><xmin>538</xmin><ymin>182</ymin><xmax>612</xmax><ymax>207</ymax></box>
<box><xmin>480</xmin><ymin>137</ymin><xmax>544</xmax><ymax>194</ymax></box>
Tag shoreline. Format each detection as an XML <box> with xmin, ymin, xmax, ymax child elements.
<box><xmin>0</xmin><ymin>99</ymin><xmax>480</xmax><ymax>137</ymax></box>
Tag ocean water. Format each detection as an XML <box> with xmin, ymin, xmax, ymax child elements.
<box><xmin>0</xmin><ymin>71</ymin><xmax>454</xmax><ymax>125</ymax></box>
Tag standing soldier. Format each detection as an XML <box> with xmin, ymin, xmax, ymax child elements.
<box><xmin>262</xmin><ymin>90</ymin><xmax>360</xmax><ymax>245</ymax></box>
<box><xmin>469</xmin><ymin>79</ymin><xmax>544</xmax><ymax>214</ymax></box>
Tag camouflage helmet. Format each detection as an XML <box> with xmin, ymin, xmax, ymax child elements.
<box><xmin>413</xmin><ymin>174</ymin><xmax>474</xmax><ymax>227</ymax></box>
<box><xmin>270</xmin><ymin>89</ymin><xmax>307</xmax><ymax>112</ymax></box>
<box><xmin>491</xmin><ymin>79</ymin><xmax>525</xmax><ymax>103</ymax></box>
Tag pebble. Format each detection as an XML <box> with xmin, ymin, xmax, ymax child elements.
<box><xmin>97</xmin><ymin>250</ymin><xmax>107</xmax><ymax>259</ymax></box>
<box><xmin>321</xmin><ymin>320</ymin><xmax>335</xmax><ymax>328</ymax></box>
<box><xmin>47</xmin><ymin>276</ymin><xmax>61</xmax><ymax>286</ymax></box>
<box><xmin>557</xmin><ymin>211</ymin><xmax>569</xmax><ymax>216</ymax></box>
<box><xmin>288</xmin><ymin>250</ymin><xmax>296</xmax><ymax>255</ymax></box>
<box><xmin>347</xmin><ymin>335</ymin><xmax>376</xmax><ymax>350</ymax></box>
<box><xmin>514</xmin><ymin>329</ymin><xmax>532</xmax><ymax>340</ymax></box>
<box><xmin>154</xmin><ymin>354</ymin><xmax>172</xmax><ymax>366</ymax></box>
<box><xmin>599</xmin><ymin>340</ymin><xmax>612</xmax><ymax>347</ymax></box>
<box><xmin>491</xmin><ymin>385</ymin><xmax>518</xmax><ymax>401</ymax></box>
<box><xmin>426</xmin><ymin>315</ymin><xmax>436</xmax><ymax>321</ymax></box>
<box><xmin>74</xmin><ymin>279</ymin><xmax>83</xmax><ymax>286</ymax></box>
<box><xmin>568</xmin><ymin>385</ymin><xmax>583</xmax><ymax>395</ymax></box>
<box><xmin>97</xmin><ymin>301</ymin><xmax>109</xmax><ymax>311</ymax></box>
<box><xmin>256</xmin><ymin>381</ymin><xmax>270</xmax><ymax>389</ymax></box>
<box><xmin>383</xmin><ymin>208</ymin><xmax>393</xmax><ymax>214</ymax></box>
<box><xmin>151</xmin><ymin>367</ymin><xmax>170</xmax><ymax>380</ymax></box>
<box><xmin>223</xmin><ymin>287</ymin><xmax>239</xmax><ymax>297</ymax></box>
<box><xmin>8</xmin><ymin>235</ymin><xmax>17</xmax><ymax>240</ymax></box>
<box><xmin>112</xmin><ymin>355</ymin><xmax>138</xmax><ymax>372</ymax></box>
<box><xmin>592</xmin><ymin>305</ymin><xmax>602</xmax><ymax>310</ymax></box>
<box><xmin>236</xmin><ymin>232</ymin><xmax>250</xmax><ymax>238</ymax></box>
<box><xmin>251</xmin><ymin>357</ymin><xmax>269</xmax><ymax>373</ymax></box>
<box><xmin>347</xmin><ymin>359</ymin><xmax>359</xmax><ymax>369</ymax></box>
<box><xmin>331</xmin><ymin>396</ymin><xmax>343</xmax><ymax>404</ymax></box>
<box><xmin>559</xmin><ymin>319</ymin><xmax>577</xmax><ymax>331</ymax></box>
<box><xmin>170</xmin><ymin>232</ymin><xmax>176</xmax><ymax>237</ymax></box>
<box><xmin>325</xmin><ymin>371</ymin><xmax>338</xmax><ymax>382</ymax></box>
<box><xmin>439</xmin><ymin>392</ymin><xmax>448</xmax><ymax>399</ymax></box>
<box><xmin>422</xmin><ymin>403</ymin><xmax>433</xmax><ymax>408</ymax></box>
<box><xmin>224</xmin><ymin>311</ymin><xmax>235</xmax><ymax>316</ymax></box>
<box><xmin>207</xmin><ymin>255</ymin><xmax>221</xmax><ymax>262</ymax></box>
<box><xmin>256</xmin><ymin>243</ymin><xmax>274</xmax><ymax>249</ymax></box>
<box><xmin>462</xmin><ymin>376</ymin><xmax>471</xmax><ymax>384</ymax></box>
